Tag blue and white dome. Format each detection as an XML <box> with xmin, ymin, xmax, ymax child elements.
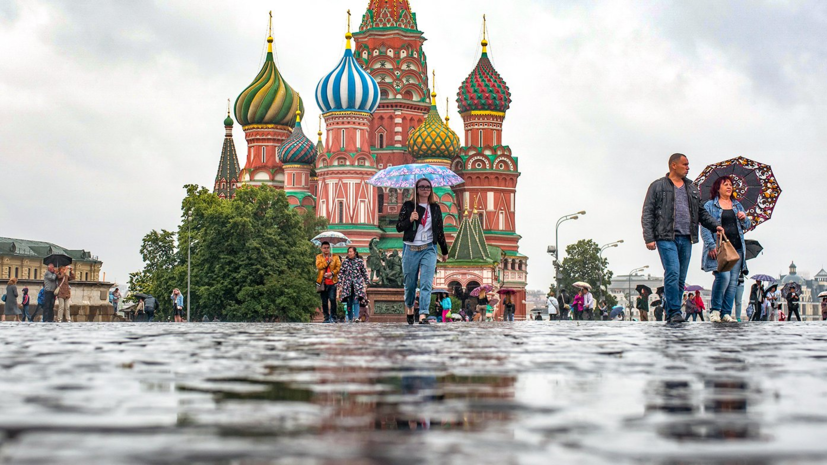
<box><xmin>315</xmin><ymin>31</ymin><xmax>380</xmax><ymax>114</ymax></box>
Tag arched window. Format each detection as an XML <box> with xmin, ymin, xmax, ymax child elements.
<box><xmin>378</xmin><ymin>133</ymin><xmax>385</xmax><ymax>148</ymax></box>
<box><xmin>378</xmin><ymin>189</ymin><xmax>385</xmax><ymax>213</ymax></box>
<box><xmin>261</xmin><ymin>146</ymin><xmax>266</xmax><ymax>164</ymax></box>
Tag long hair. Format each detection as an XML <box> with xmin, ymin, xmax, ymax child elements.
<box><xmin>8</xmin><ymin>277</ymin><xmax>17</xmax><ymax>285</ymax></box>
<box><xmin>409</xmin><ymin>178</ymin><xmax>438</xmax><ymax>204</ymax></box>
<box><xmin>347</xmin><ymin>246</ymin><xmax>361</xmax><ymax>259</ymax></box>
<box><xmin>710</xmin><ymin>175</ymin><xmax>735</xmax><ymax>200</ymax></box>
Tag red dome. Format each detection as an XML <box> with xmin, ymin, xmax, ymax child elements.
<box><xmin>456</xmin><ymin>52</ymin><xmax>512</xmax><ymax>114</ymax></box>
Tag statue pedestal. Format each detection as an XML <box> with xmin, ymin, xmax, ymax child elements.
<box><xmin>367</xmin><ymin>287</ymin><xmax>407</xmax><ymax>323</ymax></box>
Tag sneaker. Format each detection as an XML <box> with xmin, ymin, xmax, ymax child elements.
<box><xmin>721</xmin><ymin>314</ymin><xmax>735</xmax><ymax>323</ymax></box>
<box><xmin>710</xmin><ymin>310</ymin><xmax>721</xmax><ymax>323</ymax></box>
<box><xmin>667</xmin><ymin>314</ymin><xmax>686</xmax><ymax>324</ymax></box>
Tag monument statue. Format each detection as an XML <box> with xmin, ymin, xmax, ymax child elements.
<box><xmin>366</xmin><ymin>238</ymin><xmax>404</xmax><ymax>288</ymax></box>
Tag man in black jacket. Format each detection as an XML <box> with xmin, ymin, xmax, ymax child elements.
<box><xmin>642</xmin><ymin>153</ymin><xmax>722</xmax><ymax>323</ymax></box>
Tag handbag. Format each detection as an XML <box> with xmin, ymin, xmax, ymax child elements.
<box><xmin>316</xmin><ymin>282</ymin><xmax>325</xmax><ymax>293</ymax></box>
<box><xmin>716</xmin><ymin>232</ymin><xmax>740</xmax><ymax>272</ymax></box>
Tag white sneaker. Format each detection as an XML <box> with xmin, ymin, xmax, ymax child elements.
<box><xmin>710</xmin><ymin>310</ymin><xmax>722</xmax><ymax>323</ymax></box>
<box><xmin>721</xmin><ymin>314</ymin><xmax>735</xmax><ymax>323</ymax></box>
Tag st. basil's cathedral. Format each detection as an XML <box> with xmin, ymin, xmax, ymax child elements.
<box><xmin>213</xmin><ymin>0</ymin><xmax>529</xmax><ymax>319</ymax></box>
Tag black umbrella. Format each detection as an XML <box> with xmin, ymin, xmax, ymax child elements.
<box><xmin>42</xmin><ymin>253</ymin><xmax>72</xmax><ymax>268</ymax></box>
<box><xmin>133</xmin><ymin>293</ymin><xmax>149</xmax><ymax>299</ymax></box>
<box><xmin>651</xmin><ymin>299</ymin><xmax>662</xmax><ymax>307</ymax></box>
<box><xmin>655</xmin><ymin>286</ymin><xmax>664</xmax><ymax>296</ymax></box>
<box><xmin>635</xmin><ymin>284</ymin><xmax>652</xmax><ymax>295</ymax></box>
<box><xmin>744</xmin><ymin>240</ymin><xmax>763</xmax><ymax>261</ymax></box>
<box><xmin>782</xmin><ymin>282</ymin><xmax>801</xmax><ymax>295</ymax></box>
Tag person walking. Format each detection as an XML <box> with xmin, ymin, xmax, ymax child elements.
<box><xmin>583</xmin><ymin>288</ymin><xmax>595</xmax><ymax>320</ymax></box>
<box><xmin>20</xmin><ymin>288</ymin><xmax>32</xmax><ymax>322</ymax></box>
<box><xmin>339</xmin><ymin>246</ymin><xmax>369</xmax><ymax>323</ymax></box>
<box><xmin>642</xmin><ymin>153</ymin><xmax>723</xmax><ymax>323</ymax></box>
<box><xmin>440</xmin><ymin>293</ymin><xmax>452</xmax><ymax>323</ymax></box>
<box><xmin>111</xmin><ymin>288</ymin><xmax>121</xmax><ymax>319</ymax></box>
<box><xmin>42</xmin><ymin>264</ymin><xmax>58</xmax><ymax>322</ymax></box>
<box><xmin>55</xmin><ymin>266</ymin><xmax>75</xmax><ymax>322</ymax></box>
<box><xmin>785</xmin><ymin>288</ymin><xmax>801</xmax><ymax>322</ymax></box>
<box><xmin>143</xmin><ymin>294</ymin><xmax>159</xmax><ymax>322</ymax></box>
<box><xmin>763</xmin><ymin>285</ymin><xmax>779</xmax><ymax>321</ymax></box>
<box><xmin>170</xmin><ymin>288</ymin><xmax>184</xmax><ymax>322</ymax></box>
<box><xmin>748</xmin><ymin>281</ymin><xmax>764</xmax><ymax>321</ymax></box>
<box><xmin>683</xmin><ymin>293</ymin><xmax>701</xmax><ymax>321</ymax></box>
<box><xmin>558</xmin><ymin>289</ymin><xmax>571</xmax><ymax>321</ymax></box>
<box><xmin>598</xmin><ymin>300</ymin><xmax>609</xmax><ymax>320</ymax></box>
<box><xmin>821</xmin><ymin>295</ymin><xmax>827</xmax><ymax>321</ymax></box>
<box><xmin>3</xmin><ymin>278</ymin><xmax>21</xmax><ymax>322</ymax></box>
<box><xmin>733</xmin><ymin>273</ymin><xmax>746</xmax><ymax>322</ymax></box>
<box><xmin>692</xmin><ymin>291</ymin><xmax>706</xmax><ymax>321</ymax></box>
<box><xmin>701</xmin><ymin>176</ymin><xmax>752</xmax><ymax>323</ymax></box>
<box><xmin>316</xmin><ymin>241</ymin><xmax>342</xmax><ymax>323</ymax></box>
<box><xmin>571</xmin><ymin>289</ymin><xmax>585</xmax><ymax>320</ymax></box>
<box><xmin>653</xmin><ymin>298</ymin><xmax>664</xmax><ymax>321</ymax></box>
<box><xmin>397</xmin><ymin>178</ymin><xmax>450</xmax><ymax>325</ymax></box>
<box><xmin>503</xmin><ymin>295</ymin><xmax>516</xmax><ymax>322</ymax></box>
<box><xmin>636</xmin><ymin>290</ymin><xmax>650</xmax><ymax>321</ymax></box>
<box><xmin>547</xmin><ymin>292</ymin><xmax>559</xmax><ymax>321</ymax></box>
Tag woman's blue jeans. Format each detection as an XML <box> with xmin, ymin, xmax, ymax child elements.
<box><xmin>402</xmin><ymin>244</ymin><xmax>437</xmax><ymax>316</ymax></box>
<box><xmin>346</xmin><ymin>295</ymin><xmax>360</xmax><ymax>321</ymax></box>
<box><xmin>710</xmin><ymin>251</ymin><xmax>744</xmax><ymax>317</ymax></box>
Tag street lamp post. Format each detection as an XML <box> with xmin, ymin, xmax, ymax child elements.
<box><xmin>598</xmin><ymin>240</ymin><xmax>624</xmax><ymax>304</ymax></box>
<box><xmin>552</xmin><ymin>211</ymin><xmax>586</xmax><ymax>292</ymax></box>
<box><xmin>627</xmin><ymin>266</ymin><xmax>649</xmax><ymax>321</ymax></box>
<box><xmin>187</xmin><ymin>212</ymin><xmax>192</xmax><ymax>323</ymax></box>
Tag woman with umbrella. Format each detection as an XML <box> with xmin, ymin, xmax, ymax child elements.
<box><xmin>763</xmin><ymin>283</ymin><xmax>779</xmax><ymax>321</ymax></box>
<box><xmin>701</xmin><ymin>176</ymin><xmax>752</xmax><ymax>323</ymax></box>
<box><xmin>338</xmin><ymin>246</ymin><xmax>369</xmax><ymax>323</ymax></box>
<box><xmin>396</xmin><ymin>178</ymin><xmax>450</xmax><ymax>324</ymax></box>
<box><xmin>784</xmin><ymin>284</ymin><xmax>801</xmax><ymax>322</ymax></box>
<box><xmin>635</xmin><ymin>285</ymin><xmax>651</xmax><ymax>321</ymax></box>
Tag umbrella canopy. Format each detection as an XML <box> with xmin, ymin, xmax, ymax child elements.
<box><xmin>366</xmin><ymin>163</ymin><xmax>465</xmax><ymax>188</ymax></box>
<box><xmin>782</xmin><ymin>282</ymin><xmax>801</xmax><ymax>295</ymax></box>
<box><xmin>610</xmin><ymin>306</ymin><xmax>625</xmax><ymax>319</ymax></box>
<box><xmin>572</xmin><ymin>281</ymin><xmax>592</xmax><ymax>290</ymax></box>
<box><xmin>656</xmin><ymin>286</ymin><xmax>664</xmax><ymax>295</ymax></box>
<box><xmin>497</xmin><ymin>288</ymin><xmax>518</xmax><ymax>295</ymax></box>
<box><xmin>765</xmin><ymin>284</ymin><xmax>778</xmax><ymax>294</ymax></box>
<box><xmin>694</xmin><ymin>156</ymin><xmax>782</xmax><ymax>232</ymax></box>
<box><xmin>651</xmin><ymin>299</ymin><xmax>662</xmax><ymax>307</ymax></box>
<box><xmin>432</xmin><ymin>288</ymin><xmax>450</xmax><ymax>295</ymax></box>
<box><xmin>751</xmin><ymin>274</ymin><xmax>776</xmax><ymax>283</ymax></box>
<box><xmin>133</xmin><ymin>293</ymin><xmax>149</xmax><ymax>299</ymax></box>
<box><xmin>744</xmin><ymin>239</ymin><xmax>763</xmax><ymax>261</ymax></box>
<box><xmin>635</xmin><ymin>284</ymin><xmax>652</xmax><ymax>295</ymax></box>
<box><xmin>488</xmin><ymin>298</ymin><xmax>499</xmax><ymax>306</ymax></box>
<box><xmin>818</xmin><ymin>291</ymin><xmax>827</xmax><ymax>299</ymax></box>
<box><xmin>42</xmin><ymin>253</ymin><xmax>72</xmax><ymax>268</ymax></box>
<box><xmin>311</xmin><ymin>231</ymin><xmax>351</xmax><ymax>247</ymax></box>
<box><xmin>684</xmin><ymin>285</ymin><xmax>704</xmax><ymax>292</ymax></box>
<box><xmin>470</xmin><ymin>284</ymin><xmax>493</xmax><ymax>297</ymax></box>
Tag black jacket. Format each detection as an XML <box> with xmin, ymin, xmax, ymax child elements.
<box><xmin>641</xmin><ymin>176</ymin><xmax>719</xmax><ymax>244</ymax></box>
<box><xmin>396</xmin><ymin>201</ymin><xmax>449</xmax><ymax>255</ymax></box>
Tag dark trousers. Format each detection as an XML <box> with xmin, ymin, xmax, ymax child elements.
<box><xmin>787</xmin><ymin>306</ymin><xmax>801</xmax><ymax>321</ymax></box>
<box><xmin>320</xmin><ymin>284</ymin><xmax>337</xmax><ymax>321</ymax></box>
<box><xmin>43</xmin><ymin>291</ymin><xmax>56</xmax><ymax>322</ymax></box>
<box><xmin>573</xmin><ymin>310</ymin><xmax>584</xmax><ymax>320</ymax></box>
<box><xmin>146</xmin><ymin>310</ymin><xmax>155</xmax><ymax>322</ymax></box>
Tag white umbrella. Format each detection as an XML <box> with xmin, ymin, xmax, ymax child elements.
<box><xmin>572</xmin><ymin>281</ymin><xmax>592</xmax><ymax>290</ymax></box>
<box><xmin>311</xmin><ymin>231</ymin><xmax>351</xmax><ymax>247</ymax></box>
<box><xmin>819</xmin><ymin>291</ymin><xmax>827</xmax><ymax>299</ymax></box>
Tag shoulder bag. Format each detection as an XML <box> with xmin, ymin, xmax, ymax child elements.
<box><xmin>716</xmin><ymin>232</ymin><xmax>740</xmax><ymax>272</ymax></box>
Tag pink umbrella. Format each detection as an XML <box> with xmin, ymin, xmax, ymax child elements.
<box><xmin>470</xmin><ymin>284</ymin><xmax>493</xmax><ymax>297</ymax></box>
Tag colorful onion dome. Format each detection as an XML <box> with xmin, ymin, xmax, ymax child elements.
<box><xmin>278</xmin><ymin>111</ymin><xmax>317</xmax><ymax>165</ymax></box>
<box><xmin>235</xmin><ymin>24</ymin><xmax>304</xmax><ymax>128</ymax></box>
<box><xmin>408</xmin><ymin>87</ymin><xmax>460</xmax><ymax>160</ymax></box>
<box><xmin>456</xmin><ymin>23</ymin><xmax>511</xmax><ymax>114</ymax></box>
<box><xmin>316</xmin><ymin>13</ymin><xmax>380</xmax><ymax>114</ymax></box>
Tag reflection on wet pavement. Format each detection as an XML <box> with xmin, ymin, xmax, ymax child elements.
<box><xmin>2</xmin><ymin>322</ymin><xmax>827</xmax><ymax>464</ymax></box>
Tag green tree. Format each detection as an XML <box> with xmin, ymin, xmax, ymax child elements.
<box><xmin>130</xmin><ymin>185</ymin><xmax>320</xmax><ymax>322</ymax></box>
<box><xmin>127</xmin><ymin>229</ymin><xmax>181</xmax><ymax>319</ymax></box>
<box><xmin>558</xmin><ymin>239</ymin><xmax>617</xmax><ymax>307</ymax></box>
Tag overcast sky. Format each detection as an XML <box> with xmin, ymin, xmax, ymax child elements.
<box><xmin>1</xmin><ymin>0</ymin><xmax>825</xmax><ymax>292</ymax></box>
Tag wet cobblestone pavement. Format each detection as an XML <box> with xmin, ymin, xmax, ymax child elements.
<box><xmin>2</xmin><ymin>322</ymin><xmax>827</xmax><ymax>464</ymax></box>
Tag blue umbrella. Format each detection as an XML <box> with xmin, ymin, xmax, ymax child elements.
<box><xmin>750</xmin><ymin>274</ymin><xmax>776</xmax><ymax>283</ymax></box>
<box><xmin>366</xmin><ymin>163</ymin><xmax>465</xmax><ymax>188</ymax></box>
<box><xmin>684</xmin><ymin>285</ymin><xmax>704</xmax><ymax>292</ymax></box>
<box><xmin>610</xmin><ymin>306</ymin><xmax>625</xmax><ymax>319</ymax></box>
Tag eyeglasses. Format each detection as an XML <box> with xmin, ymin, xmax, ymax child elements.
<box><xmin>417</xmin><ymin>185</ymin><xmax>431</xmax><ymax>190</ymax></box>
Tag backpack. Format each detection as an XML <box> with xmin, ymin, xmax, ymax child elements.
<box><xmin>108</xmin><ymin>291</ymin><xmax>114</xmax><ymax>303</ymax></box>
<box><xmin>37</xmin><ymin>288</ymin><xmax>45</xmax><ymax>306</ymax></box>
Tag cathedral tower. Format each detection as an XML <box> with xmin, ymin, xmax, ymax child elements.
<box><xmin>314</xmin><ymin>11</ymin><xmax>383</xmax><ymax>248</ymax></box>
<box><xmin>278</xmin><ymin>111</ymin><xmax>318</xmax><ymax>213</ymax></box>
<box><xmin>213</xmin><ymin>101</ymin><xmax>241</xmax><ymax>199</ymax></box>
<box><xmin>234</xmin><ymin>13</ymin><xmax>304</xmax><ymax>188</ymax></box>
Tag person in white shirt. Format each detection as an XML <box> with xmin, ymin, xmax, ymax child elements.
<box><xmin>547</xmin><ymin>292</ymin><xmax>559</xmax><ymax>320</ymax></box>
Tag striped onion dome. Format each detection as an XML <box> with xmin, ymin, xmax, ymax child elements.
<box><xmin>456</xmin><ymin>37</ymin><xmax>511</xmax><ymax>114</ymax></box>
<box><xmin>235</xmin><ymin>35</ymin><xmax>304</xmax><ymax>127</ymax></box>
<box><xmin>315</xmin><ymin>28</ymin><xmax>380</xmax><ymax>114</ymax></box>
<box><xmin>408</xmin><ymin>92</ymin><xmax>460</xmax><ymax>160</ymax></box>
<box><xmin>278</xmin><ymin>112</ymin><xmax>317</xmax><ymax>165</ymax></box>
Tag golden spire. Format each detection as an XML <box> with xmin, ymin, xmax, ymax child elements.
<box><xmin>317</xmin><ymin>115</ymin><xmax>323</xmax><ymax>141</ymax></box>
<box><xmin>345</xmin><ymin>9</ymin><xmax>353</xmax><ymax>50</ymax></box>
<box><xmin>430</xmin><ymin>70</ymin><xmax>437</xmax><ymax>105</ymax></box>
<box><xmin>481</xmin><ymin>14</ymin><xmax>488</xmax><ymax>54</ymax></box>
<box><xmin>267</xmin><ymin>11</ymin><xmax>273</xmax><ymax>52</ymax></box>
<box><xmin>227</xmin><ymin>98</ymin><xmax>231</xmax><ymax>117</ymax></box>
<box><xmin>295</xmin><ymin>109</ymin><xmax>302</xmax><ymax>124</ymax></box>
<box><xmin>473</xmin><ymin>199</ymin><xmax>479</xmax><ymax>214</ymax></box>
<box><xmin>445</xmin><ymin>97</ymin><xmax>450</xmax><ymax>124</ymax></box>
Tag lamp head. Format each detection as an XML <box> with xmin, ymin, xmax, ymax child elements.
<box><xmin>571</xmin><ymin>215</ymin><xmax>579</xmax><ymax>220</ymax></box>
<box><xmin>547</xmin><ymin>245</ymin><xmax>557</xmax><ymax>255</ymax></box>
<box><xmin>578</xmin><ymin>210</ymin><xmax>586</xmax><ymax>215</ymax></box>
